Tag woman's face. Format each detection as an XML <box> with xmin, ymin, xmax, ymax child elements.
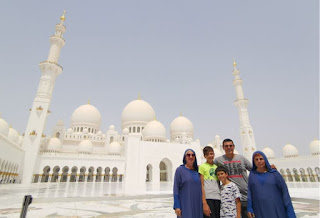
<box><xmin>254</xmin><ymin>154</ymin><xmax>266</xmax><ymax>170</ymax></box>
<box><xmin>185</xmin><ymin>150</ymin><xmax>195</xmax><ymax>165</ymax></box>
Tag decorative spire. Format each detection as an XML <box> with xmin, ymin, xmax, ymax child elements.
<box><xmin>154</xmin><ymin>115</ymin><xmax>157</xmax><ymax>120</ymax></box>
<box><xmin>138</xmin><ymin>93</ymin><xmax>141</xmax><ymax>100</ymax></box>
<box><xmin>179</xmin><ymin>112</ymin><xmax>182</xmax><ymax>116</ymax></box>
<box><xmin>233</xmin><ymin>58</ymin><xmax>237</xmax><ymax>70</ymax></box>
<box><xmin>88</xmin><ymin>98</ymin><xmax>90</xmax><ymax>105</ymax></box>
<box><xmin>60</xmin><ymin>10</ymin><xmax>66</xmax><ymax>23</ymax></box>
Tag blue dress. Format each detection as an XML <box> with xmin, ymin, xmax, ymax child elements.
<box><xmin>173</xmin><ymin>165</ymin><xmax>203</xmax><ymax>218</ymax></box>
<box><xmin>247</xmin><ymin>151</ymin><xmax>296</xmax><ymax>218</ymax></box>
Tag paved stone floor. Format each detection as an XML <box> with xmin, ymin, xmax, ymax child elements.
<box><xmin>0</xmin><ymin>182</ymin><xmax>318</xmax><ymax>217</ymax></box>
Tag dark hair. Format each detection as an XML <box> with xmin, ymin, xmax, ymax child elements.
<box><xmin>203</xmin><ymin>146</ymin><xmax>213</xmax><ymax>156</ymax></box>
<box><xmin>215</xmin><ymin>166</ymin><xmax>228</xmax><ymax>175</ymax></box>
<box><xmin>222</xmin><ymin>138</ymin><xmax>234</xmax><ymax>147</ymax></box>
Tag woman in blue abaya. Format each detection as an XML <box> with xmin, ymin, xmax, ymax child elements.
<box><xmin>173</xmin><ymin>149</ymin><xmax>202</xmax><ymax>218</ymax></box>
<box><xmin>247</xmin><ymin>151</ymin><xmax>296</xmax><ymax>218</ymax></box>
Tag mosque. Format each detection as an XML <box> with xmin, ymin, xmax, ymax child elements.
<box><xmin>0</xmin><ymin>13</ymin><xmax>319</xmax><ymax>189</ymax></box>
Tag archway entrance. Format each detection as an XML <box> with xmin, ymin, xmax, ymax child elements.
<box><xmin>146</xmin><ymin>164</ymin><xmax>152</xmax><ymax>182</ymax></box>
<box><xmin>159</xmin><ymin>158</ymin><xmax>172</xmax><ymax>182</ymax></box>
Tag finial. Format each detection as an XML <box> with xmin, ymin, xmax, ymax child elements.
<box><xmin>138</xmin><ymin>93</ymin><xmax>141</xmax><ymax>100</ymax></box>
<box><xmin>233</xmin><ymin>58</ymin><xmax>237</xmax><ymax>70</ymax></box>
<box><xmin>0</xmin><ymin>112</ymin><xmax>1</xmax><ymax>118</ymax></box>
<box><xmin>60</xmin><ymin>10</ymin><xmax>66</xmax><ymax>22</ymax></box>
<box><xmin>9</xmin><ymin>124</ymin><xmax>12</xmax><ymax>128</ymax></box>
<box><xmin>88</xmin><ymin>98</ymin><xmax>90</xmax><ymax>105</ymax></box>
<box><xmin>154</xmin><ymin>115</ymin><xmax>157</xmax><ymax>121</ymax></box>
<box><xmin>179</xmin><ymin>112</ymin><xmax>182</xmax><ymax>116</ymax></box>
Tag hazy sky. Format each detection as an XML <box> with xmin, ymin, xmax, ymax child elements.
<box><xmin>0</xmin><ymin>1</ymin><xmax>318</xmax><ymax>157</ymax></box>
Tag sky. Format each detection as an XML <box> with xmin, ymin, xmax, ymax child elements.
<box><xmin>0</xmin><ymin>1</ymin><xmax>318</xmax><ymax>157</ymax></box>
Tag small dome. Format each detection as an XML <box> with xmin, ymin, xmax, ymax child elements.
<box><xmin>123</xmin><ymin>128</ymin><xmax>129</xmax><ymax>134</ymax></box>
<box><xmin>78</xmin><ymin>139</ymin><xmax>93</xmax><ymax>153</ymax></box>
<box><xmin>121</xmin><ymin>99</ymin><xmax>155</xmax><ymax>128</ymax></box>
<box><xmin>170</xmin><ymin>115</ymin><xmax>194</xmax><ymax>136</ymax></box>
<box><xmin>97</xmin><ymin>131</ymin><xmax>102</xmax><ymax>136</ymax></box>
<box><xmin>109</xmin><ymin>141</ymin><xmax>121</xmax><ymax>155</ymax></box>
<box><xmin>71</xmin><ymin>104</ymin><xmax>101</xmax><ymax>129</ymax></box>
<box><xmin>108</xmin><ymin>125</ymin><xmax>115</xmax><ymax>131</ymax></box>
<box><xmin>66</xmin><ymin>128</ymin><xmax>73</xmax><ymax>134</ymax></box>
<box><xmin>262</xmin><ymin>147</ymin><xmax>275</xmax><ymax>159</ymax></box>
<box><xmin>47</xmin><ymin>137</ymin><xmax>62</xmax><ymax>152</ymax></box>
<box><xmin>8</xmin><ymin>128</ymin><xmax>19</xmax><ymax>144</ymax></box>
<box><xmin>309</xmin><ymin>139</ymin><xmax>320</xmax><ymax>155</ymax></box>
<box><xmin>0</xmin><ymin>117</ymin><xmax>9</xmax><ymax>136</ymax></box>
<box><xmin>213</xmin><ymin>148</ymin><xmax>223</xmax><ymax>157</ymax></box>
<box><xmin>143</xmin><ymin>120</ymin><xmax>166</xmax><ymax>140</ymax></box>
<box><xmin>283</xmin><ymin>144</ymin><xmax>299</xmax><ymax>158</ymax></box>
<box><xmin>207</xmin><ymin>143</ymin><xmax>213</xmax><ymax>147</ymax></box>
<box><xmin>83</xmin><ymin>128</ymin><xmax>89</xmax><ymax>134</ymax></box>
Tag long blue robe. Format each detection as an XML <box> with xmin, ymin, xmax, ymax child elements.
<box><xmin>247</xmin><ymin>151</ymin><xmax>296</xmax><ymax>218</ymax></box>
<box><xmin>173</xmin><ymin>165</ymin><xmax>203</xmax><ymax>218</ymax></box>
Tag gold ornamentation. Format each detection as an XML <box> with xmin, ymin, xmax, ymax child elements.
<box><xmin>36</xmin><ymin>106</ymin><xmax>43</xmax><ymax>111</ymax></box>
<box><xmin>60</xmin><ymin>10</ymin><xmax>66</xmax><ymax>21</ymax></box>
<box><xmin>30</xmin><ymin>130</ymin><xmax>37</xmax><ymax>136</ymax></box>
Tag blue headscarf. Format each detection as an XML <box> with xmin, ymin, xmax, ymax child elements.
<box><xmin>182</xmin><ymin>149</ymin><xmax>199</xmax><ymax>171</ymax></box>
<box><xmin>252</xmin><ymin>151</ymin><xmax>276</xmax><ymax>173</ymax></box>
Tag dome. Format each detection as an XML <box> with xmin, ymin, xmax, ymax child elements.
<box><xmin>123</xmin><ymin>128</ymin><xmax>129</xmax><ymax>134</ymax></box>
<box><xmin>66</xmin><ymin>128</ymin><xmax>73</xmax><ymax>134</ymax></box>
<box><xmin>71</xmin><ymin>104</ymin><xmax>101</xmax><ymax>129</ymax></box>
<box><xmin>262</xmin><ymin>147</ymin><xmax>275</xmax><ymax>159</ymax></box>
<box><xmin>283</xmin><ymin>144</ymin><xmax>299</xmax><ymax>158</ymax></box>
<box><xmin>309</xmin><ymin>139</ymin><xmax>320</xmax><ymax>155</ymax></box>
<box><xmin>121</xmin><ymin>99</ymin><xmax>155</xmax><ymax>127</ymax></box>
<box><xmin>170</xmin><ymin>115</ymin><xmax>194</xmax><ymax>135</ymax></box>
<box><xmin>47</xmin><ymin>137</ymin><xmax>62</xmax><ymax>152</ymax></box>
<box><xmin>97</xmin><ymin>131</ymin><xmax>102</xmax><ymax>136</ymax></box>
<box><xmin>78</xmin><ymin>139</ymin><xmax>93</xmax><ymax>153</ymax></box>
<box><xmin>143</xmin><ymin>120</ymin><xmax>166</xmax><ymax>140</ymax></box>
<box><xmin>0</xmin><ymin>117</ymin><xmax>9</xmax><ymax>136</ymax></box>
<box><xmin>108</xmin><ymin>125</ymin><xmax>115</xmax><ymax>131</ymax></box>
<box><xmin>109</xmin><ymin>141</ymin><xmax>121</xmax><ymax>155</ymax></box>
<box><xmin>8</xmin><ymin>128</ymin><xmax>19</xmax><ymax>144</ymax></box>
<box><xmin>213</xmin><ymin>148</ymin><xmax>223</xmax><ymax>157</ymax></box>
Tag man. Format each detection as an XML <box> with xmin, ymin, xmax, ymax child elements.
<box><xmin>214</xmin><ymin>139</ymin><xmax>252</xmax><ymax>218</ymax></box>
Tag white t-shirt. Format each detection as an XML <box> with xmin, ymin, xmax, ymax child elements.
<box><xmin>220</xmin><ymin>182</ymin><xmax>241</xmax><ymax>218</ymax></box>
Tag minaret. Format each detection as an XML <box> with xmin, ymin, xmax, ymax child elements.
<box><xmin>232</xmin><ymin>59</ymin><xmax>256</xmax><ymax>160</ymax></box>
<box><xmin>21</xmin><ymin>12</ymin><xmax>67</xmax><ymax>184</ymax></box>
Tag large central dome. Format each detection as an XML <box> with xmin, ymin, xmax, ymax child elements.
<box><xmin>121</xmin><ymin>99</ymin><xmax>155</xmax><ymax>128</ymax></box>
<box><xmin>71</xmin><ymin>104</ymin><xmax>101</xmax><ymax>129</ymax></box>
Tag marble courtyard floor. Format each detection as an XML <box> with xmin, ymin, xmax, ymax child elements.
<box><xmin>0</xmin><ymin>182</ymin><xmax>319</xmax><ymax>217</ymax></box>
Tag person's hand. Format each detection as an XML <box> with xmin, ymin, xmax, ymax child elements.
<box><xmin>203</xmin><ymin>203</ymin><xmax>211</xmax><ymax>216</ymax></box>
<box><xmin>271</xmin><ymin>164</ymin><xmax>277</xmax><ymax>170</ymax></box>
<box><xmin>248</xmin><ymin>212</ymin><xmax>255</xmax><ymax>218</ymax></box>
<box><xmin>175</xmin><ymin>208</ymin><xmax>181</xmax><ymax>217</ymax></box>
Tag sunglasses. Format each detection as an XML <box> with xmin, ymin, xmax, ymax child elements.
<box><xmin>186</xmin><ymin>153</ymin><xmax>195</xmax><ymax>157</ymax></box>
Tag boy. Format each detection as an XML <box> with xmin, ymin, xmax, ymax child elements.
<box><xmin>216</xmin><ymin>166</ymin><xmax>241</xmax><ymax>218</ymax></box>
<box><xmin>199</xmin><ymin>146</ymin><xmax>221</xmax><ymax>218</ymax></box>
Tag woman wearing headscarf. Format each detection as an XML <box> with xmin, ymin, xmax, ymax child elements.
<box><xmin>173</xmin><ymin>149</ymin><xmax>203</xmax><ymax>218</ymax></box>
<box><xmin>247</xmin><ymin>151</ymin><xmax>296</xmax><ymax>218</ymax></box>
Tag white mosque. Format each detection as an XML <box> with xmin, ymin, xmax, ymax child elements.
<box><xmin>0</xmin><ymin>13</ymin><xmax>319</xmax><ymax>189</ymax></box>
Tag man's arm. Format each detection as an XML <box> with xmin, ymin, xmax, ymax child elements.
<box><xmin>243</xmin><ymin>156</ymin><xmax>253</xmax><ymax>171</ymax></box>
<box><xmin>200</xmin><ymin>174</ymin><xmax>211</xmax><ymax>217</ymax></box>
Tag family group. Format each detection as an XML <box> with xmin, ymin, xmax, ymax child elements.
<box><xmin>173</xmin><ymin>139</ymin><xmax>296</xmax><ymax>218</ymax></box>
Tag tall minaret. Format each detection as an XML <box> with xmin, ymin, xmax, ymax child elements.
<box><xmin>232</xmin><ymin>59</ymin><xmax>256</xmax><ymax>160</ymax></box>
<box><xmin>21</xmin><ymin>12</ymin><xmax>67</xmax><ymax>184</ymax></box>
